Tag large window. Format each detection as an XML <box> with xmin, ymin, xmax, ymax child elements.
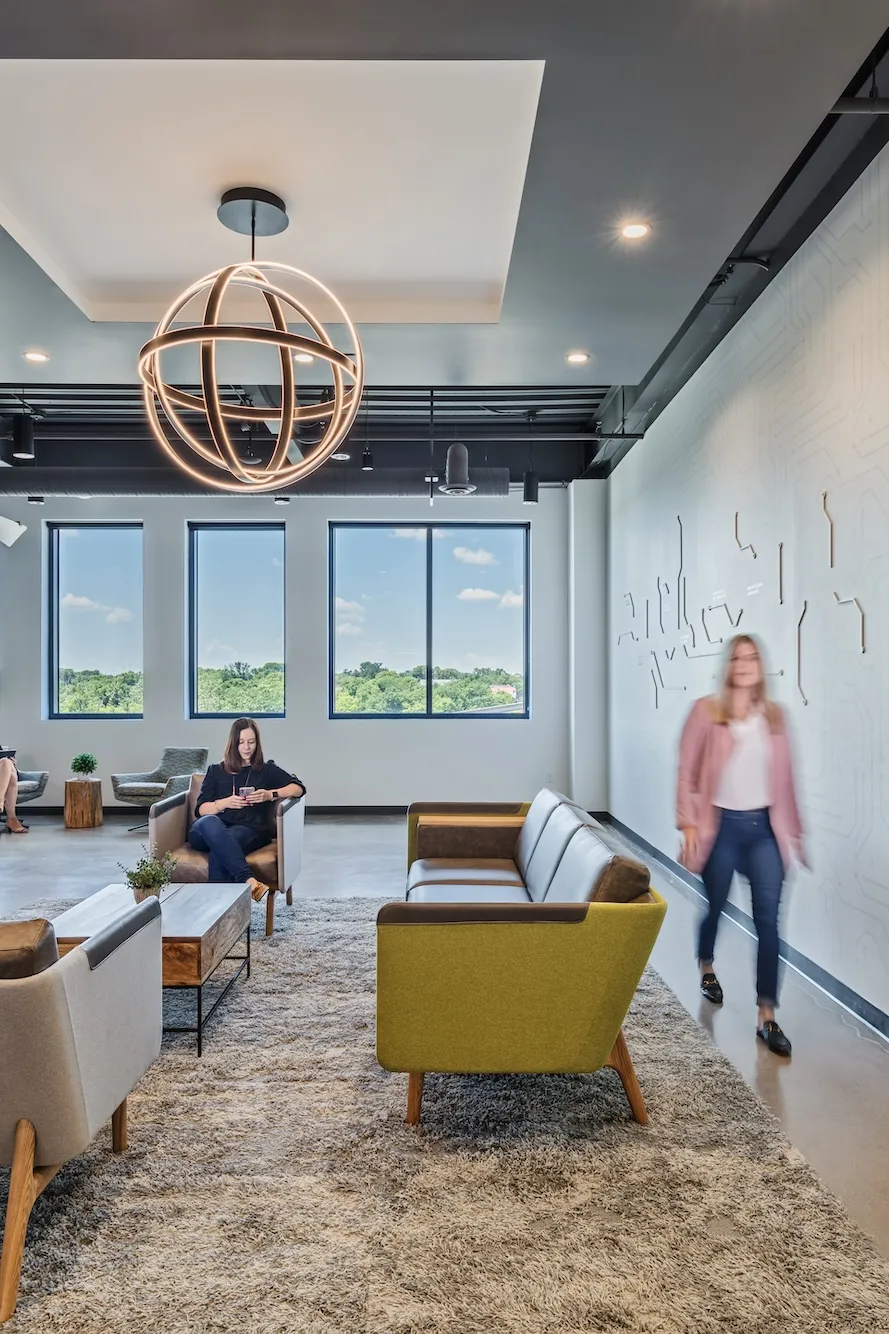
<box><xmin>189</xmin><ymin>524</ymin><xmax>285</xmax><ymax>718</ymax></box>
<box><xmin>330</xmin><ymin>524</ymin><xmax>529</xmax><ymax>718</ymax></box>
<box><xmin>49</xmin><ymin>524</ymin><xmax>144</xmax><ymax>718</ymax></box>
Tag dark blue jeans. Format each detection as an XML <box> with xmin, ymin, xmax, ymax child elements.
<box><xmin>189</xmin><ymin>815</ymin><xmax>267</xmax><ymax>883</ymax></box>
<box><xmin>699</xmin><ymin>809</ymin><xmax>784</xmax><ymax>1006</ymax></box>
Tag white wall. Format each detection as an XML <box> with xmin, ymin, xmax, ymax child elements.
<box><xmin>568</xmin><ymin>480</ymin><xmax>609</xmax><ymax>811</ymax></box>
<box><xmin>0</xmin><ymin>488</ymin><xmax>578</xmax><ymax>807</ymax></box>
<box><xmin>609</xmin><ymin>141</ymin><xmax>889</xmax><ymax>1016</ymax></box>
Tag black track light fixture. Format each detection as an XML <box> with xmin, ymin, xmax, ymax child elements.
<box><xmin>361</xmin><ymin>391</ymin><xmax>373</xmax><ymax>470</ymax></box>
<box><xmin>12</xmin><ymin>415</ymin><xmax>35</xmax><ymax>461</ymax></box>
<box><xmin>523</xmin><ymin>409</ymin><xmax>538</xmax><ymax>504</ymax></box>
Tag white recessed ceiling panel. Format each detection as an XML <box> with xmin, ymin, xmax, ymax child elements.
<box><xmin>0</xmin><ymin>60</ymin><xmax>543</xmax><ymax>323</ymax></box>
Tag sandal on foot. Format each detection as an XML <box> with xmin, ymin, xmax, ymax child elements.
<box><xmin>700</xmin><ymin>972</ymin><xmax>723</xmax><ymax>1004</ymax></box>
<box><xmin>757</xmin><ymin>1020</ymin><xmax>792</xmax><ymax>1056</ymax></box>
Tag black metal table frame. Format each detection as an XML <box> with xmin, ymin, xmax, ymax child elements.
<box><xmin>163</xmin><ymin>921</ymin><xmax>251</xmax><ymax>1055</ymax></box>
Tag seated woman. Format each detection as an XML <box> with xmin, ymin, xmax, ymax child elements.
<box><xmin>189</xmin><ymin>717</ymin><xmax>305</xmax><ymax>901</ymax></box>
<box><xmin>0</xmin><ymin>753</ymin><xmax>28</xmax><ymax>834</ymax></box>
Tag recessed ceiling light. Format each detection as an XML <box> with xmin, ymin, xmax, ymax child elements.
<box><xmin>27</xmin><ymin>495</ymin><xmax>45</xmax><ymax>506</ymax></box>
<box><xmin>23</xmin><ymin>349</ymin><xmax>49</xmax><ymax>363</ymax></box>
<box><xmin>76</xmin><ymin>495</ymin><xmax>92</xmax><ymax>500</ymax></box>
<box><xmin>331</xmin><ymin>452</ymin><xmax>351</xmax><ymax>462</ymax></box>
<box><xmin>621</xmin><ymin>222</ymin><xmax>650</xmax><ymax>240</ymax></box>
<box><xmin>566</xmin><ymin>351</ymin><xmax>590</xmax><ymax>365</ymax></box>
<box><xmin>273</xmin><ymin>495</ymin><xmax>290</xmax><ymax>505</ymax></box>
<box><xmin>293</xmin><ymin>352</ymin><xmax>315</xmax><ymax>364</ymax></box>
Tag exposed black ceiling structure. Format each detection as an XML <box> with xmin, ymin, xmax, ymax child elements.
<box><xmin>0</xmin><ymin>385</ymin><xmax>610</xmax><ymax>495</ymax></box>
<box><xmin>2</xmin><ymin>3</ymin><xmax>889</xmax><ymax>493</ymax></box>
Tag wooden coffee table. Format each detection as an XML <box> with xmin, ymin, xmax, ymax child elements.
<box><xmin>54</xmin><ymin>883</ymin><xmax>251</xmax><ymax>1055</ymax></box>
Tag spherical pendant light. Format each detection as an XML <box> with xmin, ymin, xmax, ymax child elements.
<box><xmin>138</xmin><ymin>189</ymin><xmax>364</xmax><ymax>494</ymax></box>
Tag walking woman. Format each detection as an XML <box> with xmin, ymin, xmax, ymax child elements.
<box><xmin>190</xmin><ymin>718</ymin><xmax>305</xmax><ymax>902</ymax></box>
<box><xmin>676</xmin><ymin>634</ymin><xmax>805</xmax><ymax>1056</ymax></box>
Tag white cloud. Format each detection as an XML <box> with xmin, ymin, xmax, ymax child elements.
<box><xmin>392</xmin><ymin>528</ymin><xmax>426</xmax><ymax>542</ymax></box>
<box><xmin>204</xmin><ymin>639</ymin><xmax>237</xmax><ymax>657</ymax></box>
<box><xmin>336</xmin><ymin>622</ymin><xmax>363</xmax><ymax>636</ymax></box>
<box><xmin>453</xmin><ymin>546</ymin><xmax>499</xmax><ymax>566</ymax></box>
<box><xmin>105</xmin><ymin>606</ymin><xmax>133</xmax><ymax>625</ymax></box>
<box><xmin>457</xmin><ymin>587</ymin><xmax>500</xmax><ymax>602</ymax></box>
<box><xmin>62</xmin><ymin>593</ymin><xmax>109</xmax><ymax>612</ymax></box>
<box><xmin>271</xmin><ymin>556</ymin><xmax>283</xmax><ymax>568</ymax></box>
<box><xmin>499</xmin><ymin>590</ymin><xmax>524</xmax><ymax>609</ymax></box>
<box><xmin>335</xmin><ymin>596</ymin><xmax>365</xmax><ymax>624</ymax></box>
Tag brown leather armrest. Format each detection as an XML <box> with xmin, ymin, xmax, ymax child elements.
<box><xmin>378</xmin><ymin>902</ymin><xmax>588</xmax><ymax>925</ymax></box>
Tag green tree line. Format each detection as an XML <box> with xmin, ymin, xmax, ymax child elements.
<box><xmin>335</xmin><ymin>662</ymin><xmax>524</xmax><ymax>714</ymax></box>
<box><xmin>57</xmin><ymin>660</ymin><xmax>523</xmax><ymax>715</ymax></box>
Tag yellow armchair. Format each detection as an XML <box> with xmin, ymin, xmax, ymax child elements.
<box><xmin>377</xmin><ymin>892</ymin><xmax>667</xmax><ymax>1127</ymax></box>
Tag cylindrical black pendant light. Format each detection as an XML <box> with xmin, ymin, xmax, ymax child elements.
<box><xmin>523</xmin><ymin>409</ymin><xmax>538</xmax><ymax>503</ymax></box>
<box><xmin>12</xmin><ymin>416</ymin><xmax>35</xmax><ymax>461</ymax></box>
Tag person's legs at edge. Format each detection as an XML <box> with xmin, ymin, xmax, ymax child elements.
<box><xmin>189</xmin><ymin>815</ymin><xmax>267</xmax><ymax>883</ymax></box>
<box><xmin>698</xmin><ymin>813</ymin><xmax>738</xmax><ymax>1001</ymax></box>
<box><xmin>0</xmin><ymin>758</ymin><xmax>27</xmax><ymax>833</ymax></box>
<box><xmin>746</xmin><ymin>812</ymin><xmax>790</xmax><ymax>1052</ymax></box>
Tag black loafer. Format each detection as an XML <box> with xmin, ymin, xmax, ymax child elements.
<box><xmin>757</xmin><ymin>1020</ymin><xmax>792</xmax><ymax>1056</ymax></box>
<box><xmin>700</xmin><ymin>972</ymin><xmax>724</xmax><ymax>1004</ymax></box>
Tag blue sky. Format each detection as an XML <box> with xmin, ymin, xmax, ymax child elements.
<box><xmin>333</xmin><ymin>526</ymin><xmax>526</xmax><ymax>675</ymax></box>
<box><xmin>193</xmin><ymin>526</ymin><xmax>285</xmax><ymax>669</ymax></box>
<box><xmin>57</xmin><ymin>523</ymin><xmax>524</xmax><ymax>677</ymax></box>
<box><xmin>57</xmin><ymin>527</ymin><xmax>143</xmax><ymax>673</ymax></box>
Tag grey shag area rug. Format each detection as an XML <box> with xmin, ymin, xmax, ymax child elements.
<box><xmin>5</xmin><ymin>895</ymin><xmax>889</xmax><ymax>1334</ymax></box>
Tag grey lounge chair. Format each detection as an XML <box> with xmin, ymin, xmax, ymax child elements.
<box><xmin>11</xmin><ymin>772</ymin><xmax>48</xmax><ymax>807</ymax></box>
<box><xmin>0</xmin><ymin>902</ymin><xmax>162</xmax><ymax>1322</ymax></box>
<box><xmin>0</xmin><ymin>765</ymin><xmax>47</xmax><ymax>831</ymax></box>
<box><xmin>111</xmin><ymin>747</ymin><xmax>209</xmax><ymax>830</ymax></box>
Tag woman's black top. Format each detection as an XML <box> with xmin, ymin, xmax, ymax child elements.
<box><xmin>196</xmin><ymin>762</ymin><xmax>305</xmax><ymax>833</ymax></box>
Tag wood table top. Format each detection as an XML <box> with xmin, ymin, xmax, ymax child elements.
<box><xmin>53</xmin><ymin>882</ymin><xmax>250</xmax><ymax>945</ymax></box>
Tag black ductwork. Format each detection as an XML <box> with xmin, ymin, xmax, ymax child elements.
<box><xmin>0</xmin><ymin>466</ymin><xmax>511</xmax><ymax>499</ymax></box>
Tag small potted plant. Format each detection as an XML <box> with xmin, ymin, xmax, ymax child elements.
<box><xmin>119</xmin><ymin>847</ymin><xmax>178</xmax><ymax>903</ymax></box>
<box><xmin>70</xmin><ymin>752</ymin><xmax>98</xmax><ymax>778</ymax></box>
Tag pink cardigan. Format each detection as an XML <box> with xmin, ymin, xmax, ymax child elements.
<box><xmin>676</xmin><ymin>697</ymin><xmax>804</xmax><ymax>874</ymax></box>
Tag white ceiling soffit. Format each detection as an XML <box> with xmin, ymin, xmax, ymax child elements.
<box><xmin>0</xmin><ymin>59</ymin><xmax>544</xmax><ymax>325</ymax></box>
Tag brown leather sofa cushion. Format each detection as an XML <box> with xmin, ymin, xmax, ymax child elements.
<box><xmin>170</xmin><ymin>840</ymin><xmax>279</xmax><ymax>887</ymax></box>
<box><xmin>591</xmin><ymin>855</ymin><xmax>651</xmax><ymax>903</ymax></box>
<box><xmin>416</xmin><ymin>816</ymin><xmax>525</xmax><ymax>861</ymax></box>
<box><xmin>0</xmin><ymin>919</ymin><xmax>59</xmax><ymax>979</ymax></box>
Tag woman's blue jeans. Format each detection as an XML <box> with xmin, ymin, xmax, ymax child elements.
<box><xmin>189</xmin><ymin>814</ymin><xmax>267</xmax><ymax>883</ymax></box>
<box><xmin>699</xmin><ymin>808</ymin><xmax>784</xmax><ymax>1006</ymax></box>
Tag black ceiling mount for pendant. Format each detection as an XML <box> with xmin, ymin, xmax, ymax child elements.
<box><xmin>523</xmin><ymin>408</ymin><xmax>538</xmax><ymax>504</ymax></box>
<box><xmin>217</xmin><ymin>187</ymin><xmax>290</xmax><ymax>238</ymax></box>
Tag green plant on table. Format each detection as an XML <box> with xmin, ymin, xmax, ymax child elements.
<box><xmin>70</xmin><ymin>752</ymin><xmax>98</xmax><ymax>777</ymax></box>
<box><xmin>119</xmin><ymin>847</ymin><xmax>178</xmax><ymax>898</ymax></box>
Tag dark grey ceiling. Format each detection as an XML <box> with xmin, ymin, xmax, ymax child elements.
<box><xmin>1</xmin><ymin>0</ymin><xmax>887</xmax><ymax>391</ymax></box>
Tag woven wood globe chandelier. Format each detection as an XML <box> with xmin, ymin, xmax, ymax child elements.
<box><xmin>138</xmin><ymin>188</ymin><xmax>364</xmax><ymax>494</ymax></box>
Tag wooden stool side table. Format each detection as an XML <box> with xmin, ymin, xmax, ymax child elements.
<box><xmin>64</xmin><ymin>779</ymin><xmax>103</xmax><ymax>829</ymax></box>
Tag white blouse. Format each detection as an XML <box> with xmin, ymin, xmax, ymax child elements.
<box><xmin>714</xmin><ymin>710</ymin><xmax>771</xmax><ymax>812</ymax></box>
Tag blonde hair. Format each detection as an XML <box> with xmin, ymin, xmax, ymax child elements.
<box><xmin>712</xmin><ymin>633</ymin><xmax>781</xmax><ymax>729</ymax></box>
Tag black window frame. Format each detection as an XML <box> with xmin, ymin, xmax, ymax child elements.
<box><xmin>48</xmin><ymin>522</ymin><xmax>145</xmax><ymax>721</ymax></box>
<box><xmin>328</xmin><ymin>521</ymin><xmax>530</xmax><ymax>720</ymax></box>
<box><xmin>188</xmin><ymin>522</ymin><xmax>287</xmax><ymax>720</ymax></box>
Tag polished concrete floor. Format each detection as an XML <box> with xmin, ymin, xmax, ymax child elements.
<box><xmin>3</xmin><ymin>811</ymin><xmax>889</xmax><ymax>1255</ymax></box>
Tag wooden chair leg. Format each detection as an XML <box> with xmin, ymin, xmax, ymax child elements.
<box><xmin>605</xmin><ymin>1028</ymin><xmax>648</xmax><ymax>1125</ymax></box>
<box><xmin>0</xmin><ymin>1121</ymin><xmax>60</xmax><ymax>1324</ymax></box>
<box><xmin>406</xmin><ymin>1072</ymin><xmax>425</xmax><ymax>1126</ymax></box>
<box><xmin>265</xmin><ymin>888</ymin><xmax>277</xmax><ymax>937</ymax></box>
<box><xmin>111</xmin><ymin>1099</ymin><xmax>127</xmax><ymax>1154</ymax></box>
<box><xmin>285</xmin><ymin>885</ymin><xmax>293</xmax><ymax>907</ymax></box>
